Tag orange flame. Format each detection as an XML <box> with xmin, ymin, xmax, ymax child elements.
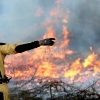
<box><xmin>4</xmin><ymin>0</ymin><xmax>100</xmax><ymax>86</ymax></box>
<box><xmin>43</xmin><ymin>26</ymin><xmax>55</xmax><ymax>39</ymax></box>
<box><xmin>83</xmin><ymin>52</ymin><xmax>98</xmax><ymax>68</ymax></box>
<box><xmin>64</xmin><ymin>58</ymin><xmax>81</xmax><ymax>80</ymax></box>
<box><xmin>35</xmin><ymin>62</ymin><xmax>58</xmax><ymax>78</ymax></box>
<box><xmin>60</xmin><ymin>25</ymin><xmax>70</xmax><ymax>49</ymax></box>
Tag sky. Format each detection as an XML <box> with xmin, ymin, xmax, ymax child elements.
<box><xmin>1</xmin><ymin>0</ymin><xmax>100</xmax><ymax>91</ymax></box>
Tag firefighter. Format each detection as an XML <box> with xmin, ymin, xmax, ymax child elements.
<box><xmin>0</xmin><ymin>38</ymin><xmax>55</xmax><ymax>100</ymax></box>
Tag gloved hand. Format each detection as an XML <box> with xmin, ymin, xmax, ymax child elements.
<box><xmin>39</xmin><ymin>38</ymin><xmax>55</xmax><ymax>46</ymax></box>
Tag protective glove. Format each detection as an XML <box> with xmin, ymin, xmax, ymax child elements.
<box><xmin>39</xmin><ymin>38</ymin><xmax>55</xmax><ymax>46</ymax></box>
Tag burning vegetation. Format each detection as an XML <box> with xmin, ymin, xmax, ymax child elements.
<box><xmin>3</xmin><ymin>0</ymin><xmax>100</xmax><ymax>99</ymax></box>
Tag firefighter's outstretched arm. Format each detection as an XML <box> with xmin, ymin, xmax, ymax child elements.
<box><xmin>0</xmin><ymin>38</ymin><xmax>55</xmax><ymax>55</ymax></box>
<box><xmin>15</xmin><ymin>38</ymin><xmax>55</xmax><ymax>53</ymax></box>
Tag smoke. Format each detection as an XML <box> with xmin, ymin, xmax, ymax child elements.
<box><xmin>27</xmin><ymin>0</ymin><xmax>100</xmax><ymax>54</ymax></box>
<box><xmin>1</xmin><ymin>0</ymin><xmax>100</xmax><ymax>90</ymax></box>
<box><xmin>0</xmin><ymin>0</ymin><xmax>100</xmax><ymax>46</ymax></box>
<box><xmin>66</xmin><ymin>0</ymin><xmax>100</xmax><ymax>53</ymax></box>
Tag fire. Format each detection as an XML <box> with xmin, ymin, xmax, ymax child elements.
<box><xmin>65</xmin><ymin>49</ymin><xmax>73</xmax><ymax>54</ymax></box>
<box><xmin>4</xmin><ymin>0</ymin><xmax>100</xmax><ymax>88</ymax></box>
<box><xmin>35</xmin><ymin>62</ymin><xmax>58</xmax><ymax>78</ymax></box>
<box><xmin>83</xmin><ymin>52</ymin><xmax>98</xmax><ymax>67</ymax></box>
<box><xmin>60</xmin><ymin>25</ymin><xmax>70</xmax><ymax>49</ymax></box>
<box><xmin>4</xmin><ymin>0</ymin><xmax>72</xmax><ymax>82</ymax></box>
<box><xmin>43</xmin><ymin>26</ymin><xmax>55</xmax><ymax>39</ymax></box>
<box><xmin>64</xmin><ymin>58</ymin><xmax>81</xmax><ymax>80</ymax></box>
<box><xmin>92</xmin><ymin>61</ymin><xmax>100</xmax><ymax>76</ymax></box>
